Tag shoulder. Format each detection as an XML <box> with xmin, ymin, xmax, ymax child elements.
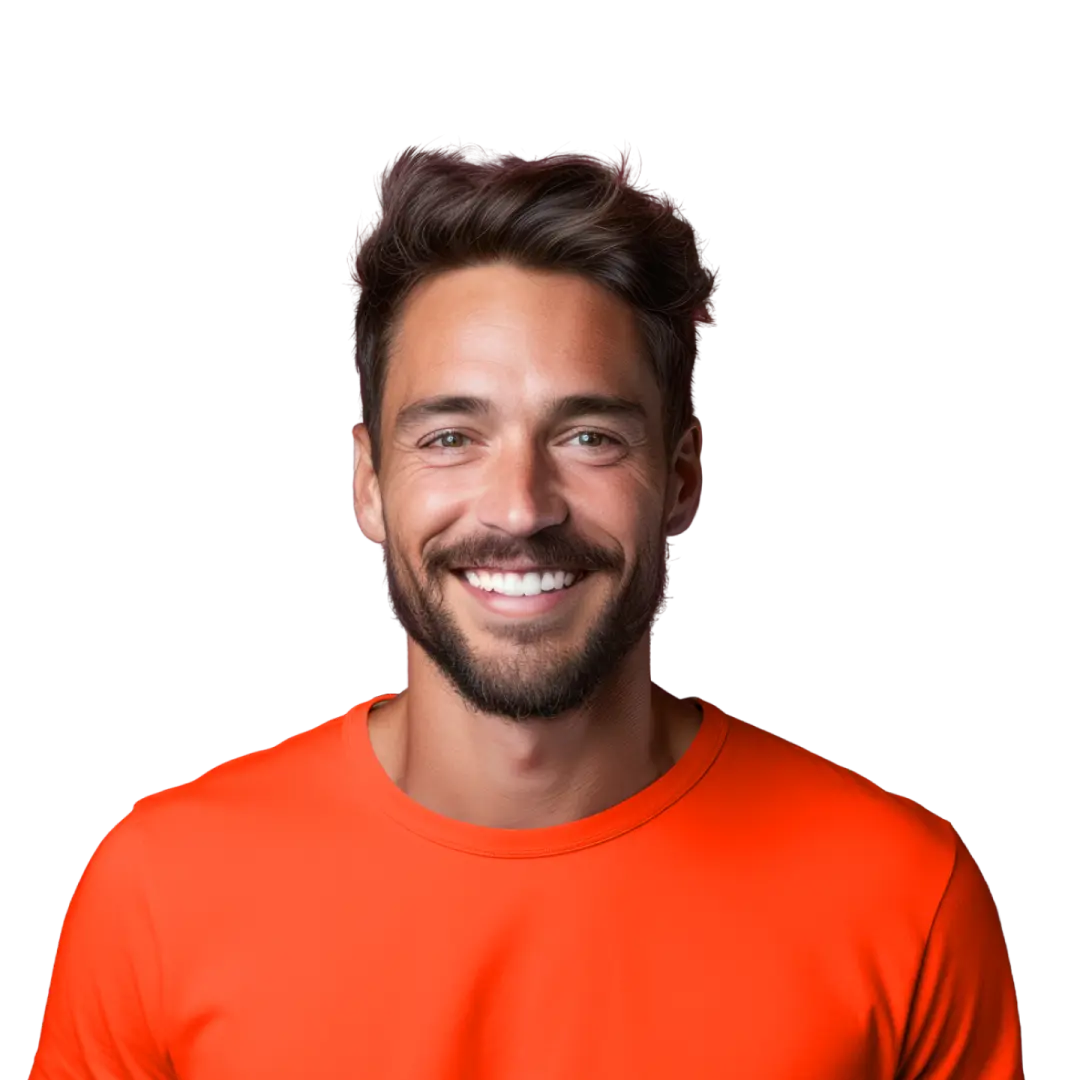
<box><xmin>711</xmin><ymin>712</ymin><xmax>960</xmax><ymax>906</ymax></box>
<box><xmin>125</xmin><ymin>704</ymin><xmax>363</xmax><ymax>847</ymax></box>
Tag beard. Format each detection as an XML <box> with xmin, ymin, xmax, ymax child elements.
<box><xmin>381</xmin><ymin>524</ymin><xmax>670</xmax><ymax>720</ymax></box>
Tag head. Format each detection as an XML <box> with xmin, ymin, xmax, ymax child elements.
<box><xmin>352</xmin><ymin>148</ymin><xmax>715</xmax><ymax>720</ymax></box>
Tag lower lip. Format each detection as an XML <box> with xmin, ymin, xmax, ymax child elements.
<box><xmin>453</xmin><ymin>572</ymin><xmax>589</xmax><ymax>617</ymax></box>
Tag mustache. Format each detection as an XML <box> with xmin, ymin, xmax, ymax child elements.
<box><xmin>426</xmin><ymin>533</ymin><xmax>624</xmax><ymax>574</ymax></box>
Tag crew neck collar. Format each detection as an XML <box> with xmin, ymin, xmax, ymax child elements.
<box><xmin>343</xmin><ymin>693</ymin><xmax>730</xmax><ymax>858</ymax></box>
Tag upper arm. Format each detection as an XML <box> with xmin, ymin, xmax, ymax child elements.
<box><xmin>29</xmin><ymin>812</ymin><xmax>174</xmax><ymax>1080</ymax></box>
<box><xmin>895</xmin><ymin>830</ymin><xmax>1023</xmax><ymax>1079</ymax></box>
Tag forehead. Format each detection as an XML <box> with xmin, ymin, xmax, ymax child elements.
<box><xmin>386</xmin><ymin>262</ymin><xmax>654</xmax><ymax>407</ymax></box>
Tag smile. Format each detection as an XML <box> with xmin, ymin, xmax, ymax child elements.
<box><xmin>452</xmin><ymin>568</ymin><xmax>591</xmax><ymax>618</ymax></box>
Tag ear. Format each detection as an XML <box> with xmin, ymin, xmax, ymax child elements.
<box><xmin>664</xmin><ymin>418</ymin><xmax>703</xmax><ymax>537</ymax></box>
<box><xmin>352</xmin><ymin>424</ymin><xmax>387</xmax><ymax>544</ymax></box>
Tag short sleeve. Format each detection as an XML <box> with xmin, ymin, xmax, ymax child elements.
<box><xmin>29</xmin><ymin>811</ymin><xmax>174</xmax><ymax>1080</ymax></box>
<box><xmin>896</xmin><ymin>830</ymin><xmax>1024</xmax><ymax>1079</ymax></box>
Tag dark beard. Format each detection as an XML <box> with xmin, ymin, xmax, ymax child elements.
<box><xmin>378</xmin><ymin>533</ymin><xmax>665</xmax><ymax>721</ymax></box>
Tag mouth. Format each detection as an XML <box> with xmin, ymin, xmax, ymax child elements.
<box><xmin>451</xmin><ymin>567</ymin><xmax>592</xmax><ymax>617</ymax></box>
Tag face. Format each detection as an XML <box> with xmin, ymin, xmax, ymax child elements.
<box><xmin>353</xmin><ymin>262</ymin><xmax>702</xmax><ymax>720</ymax></box>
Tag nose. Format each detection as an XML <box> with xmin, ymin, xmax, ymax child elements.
<box><xmin>474</xmin><ymin>433</ymin><xmax>569</xmax><ymax>537</ymax></box>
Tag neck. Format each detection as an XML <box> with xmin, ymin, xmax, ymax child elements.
<box><xmin>367</xmin><ymin>638</ymin><xmax>702</xmax><ymax>829</ymax></box>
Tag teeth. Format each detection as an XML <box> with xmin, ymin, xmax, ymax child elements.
<box><xmin>462</xmin><ymin>569</ymin><xmax>581</xmax><ymax>596</ymax></box>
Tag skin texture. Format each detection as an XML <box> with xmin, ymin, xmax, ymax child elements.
<box><xmin>352</xmin><ymin>262</ymin><xmax>705</xmax><ymax>829</ymax></box>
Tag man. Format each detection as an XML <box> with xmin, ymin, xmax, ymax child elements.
<box><xmin>31</xmin><ymin>148</ymin><xmax>1023</xmax><ymax>1078</ymax></box>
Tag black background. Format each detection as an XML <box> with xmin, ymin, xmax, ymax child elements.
<box><xmin>23</xmin><ymin>116</ymin><xmax>1028</xmax><ymax>1054</ymax></box>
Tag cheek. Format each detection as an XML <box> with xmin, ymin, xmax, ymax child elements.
<box><xmin>409</xmin><ymin>476</ymin><xmax>467</xmax><ymax>517</ymax></box>
<box><xmin>385</xmin><ymin>472</ymin><xmax>471</xmax><ymax>549</ymax></box>
<box><xmin>596</xmin><ymin>486</ymin><xmax>660</xmax><ymax>544</ymax></box>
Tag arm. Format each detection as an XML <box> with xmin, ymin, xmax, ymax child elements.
<box><xmin>29</xmin><ymin>812</ymin><xmax>175</xmax><ymax>1079</ymax></box>
<box><xmin>895</xmin><ymin>830</ymin><xmax>1023</xmax><ymax>1079</ymax></box>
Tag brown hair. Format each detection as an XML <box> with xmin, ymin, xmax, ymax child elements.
<box><xmin>353</xmin><ymin>147</ymin><xmax>716</xmax><ymax>474</ymax></box>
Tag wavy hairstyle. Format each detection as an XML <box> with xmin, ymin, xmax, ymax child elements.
<box><xmin>353</xmin><ymin>147</ymin><xmax>716</xmax><ymax>474</ymax></box>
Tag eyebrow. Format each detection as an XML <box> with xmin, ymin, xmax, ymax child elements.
<box><xmin>393</xmin><ymin>393</ymin><xmax>649</xmax><ymax>434</ymax></box>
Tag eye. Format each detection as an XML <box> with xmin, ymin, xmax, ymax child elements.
<box><xmin>422</xmin><ymin>430</ymin><xmax>472</xmax><ymax>451</ymax></box>
<box><xmin>568</xmin><ymin>430</ymin><xmax>619</xmax><ymax>450</ymax></box>
<box><xmin>420</xmin><ymin>429</ymin><xmax>622</xmax><ymax>454</ymax></box>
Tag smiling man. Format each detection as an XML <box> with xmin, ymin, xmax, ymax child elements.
<box><xmin>358</xmin><ymin>259</ymin><xmax>704</xmax><ymax>825</ymax></box>
<box><xmin>31</xmin><ymin>149</ymin><xmax>1023</xmax><ymax>1079</ymax></box>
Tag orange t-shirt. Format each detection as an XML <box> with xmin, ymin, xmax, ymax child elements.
<box><xmin>30</xmin><ymin>696</ymin><xmax>1023</xmax><ymax>1078</ymax></box>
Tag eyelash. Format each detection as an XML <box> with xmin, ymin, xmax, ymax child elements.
<box><xmin>421</xmin><ymin>429</ymin><xmax>620</xmax><ymax>452</ymax></box>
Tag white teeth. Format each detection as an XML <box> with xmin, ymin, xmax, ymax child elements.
<box><xmin>461</xmin><ymin>569</ymin><xmax>583</xmax><ymax>596</ymax></box>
